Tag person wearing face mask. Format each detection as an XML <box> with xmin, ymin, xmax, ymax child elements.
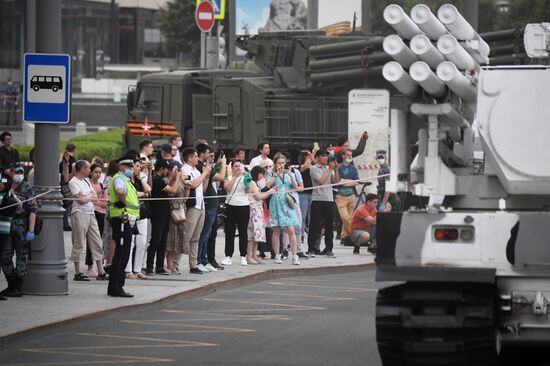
<box><xmin>335</xmin><ymin>148</ymin><xmax>360</xmax><ymax>245</ymax></box>
<box><xmin>169</xmin><ymin>134</ymin><xmax>183</xmax><ymax>164</ymax></box>
<box><xmin>376</xmin><ymin>150</ymin><xmax>391</xmax><ymax>210</ymax></box>
<box><xmin>107</xmin><ymin>156</ymin><xmax>141</xmax><ymax>297</ymax></box>
<box><xmin>0</xmin><ymin>163</ymin><xmax>36</xmax><ymax>297</ymax></box>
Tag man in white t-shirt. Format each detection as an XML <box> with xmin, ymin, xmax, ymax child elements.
<box><xmin>181</xmin><ymin>147</ymin><xmax>211</xmax><ymax>274</ymax></box>
<box><xmin>249</xmin><ymin>141</ymin><xmax>273</xmax><ymax>169</ymax></box>
<box><xmin>68</xmin><ymin>160</ymin><xmax>107</xmax><ymax>281</ymax></box>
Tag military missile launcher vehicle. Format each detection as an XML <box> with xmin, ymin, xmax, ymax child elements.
<box><xmin>374</xmin><ymin>4</ymin><xmax>550</xmax><ymax>365</ymax></box>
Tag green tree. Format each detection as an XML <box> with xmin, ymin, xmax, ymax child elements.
<box><xmin>496</xmin><ymin>0</ymin><xmax>550</xmax><ymax>30</ymax></box>
<box><xmin>158</xmin><ymin>0</ymin><xmax>201</xmax><ymax>64</ymax></box>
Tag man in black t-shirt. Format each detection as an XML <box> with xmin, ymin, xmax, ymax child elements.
<box><xmin>145</xmin><ymin>159</ymin><xmax>181</xmax><ymax>275</ymax></box>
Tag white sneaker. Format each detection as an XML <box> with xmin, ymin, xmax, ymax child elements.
<box><xmin>86</xmin><ymin>268</ymin><xmax>98</xmax><ymax>277</ymax></box>
<box><xmin>248</xmin><ymin>258</ymin><xmax>259</xmax><ymax>265</ymax></box>
<box><xmin>221</xmin><ymin>257</ymin><xmax>232</xmax><ymax>266</ymax></box>
<box><xmin>205</xmin><ymin>263</ymin><xmax>218</xmax><ymax>272</ymax></box>
<box><xmin>240</xmin><ymin>256</ymin><xmax>248</xmax><ymax>266</ymax></box>
<box><xmin>274</xmin><ymin>254</ymin><xmax>282</xmax><ymax>264</ymax></box>
<box><xmin>197</xmin><ymin>264</ymin><xmax>210</xmax><ymax>273</ymax></box>
<box><xmin>292</xmin><ymin>255</ymin><xmax>300</xmax><ymax>266</ymax></box>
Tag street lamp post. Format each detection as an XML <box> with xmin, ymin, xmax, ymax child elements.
<box><xmin>24</xmin><ymin>0</ymin><xmax>69</xmax><ymax>296</ymax></box>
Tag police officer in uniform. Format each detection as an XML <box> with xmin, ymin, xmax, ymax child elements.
<box><xmin>107</xmin><ymin>155</ymin><xmax>140</xmax><ymax>298</ymax></box>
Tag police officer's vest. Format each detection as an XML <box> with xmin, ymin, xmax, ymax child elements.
<box><xmin>108</xmin><ymin>172</ymin><xmax>140</xmax><ymax>218</ymax></box>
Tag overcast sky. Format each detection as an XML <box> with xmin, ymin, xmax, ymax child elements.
<box><xmin>235</xmin><ymin>0</ymin><xmax>362</xmax><ymax>35</ymax></box>
<box><xmin>318</xmin><ymin>0</ymin><xmax>362</xmax><ymax>28</ymax></box>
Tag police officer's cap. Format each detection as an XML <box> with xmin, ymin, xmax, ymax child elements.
<box><xmin>118</xmin><ymin>155</ymin><xmax>137</xmax><ymax>167</ymax></box>
<box><xmin>376</xmin><ymin>149</ymin><xmax>387</xmax><ymax>157</ymax></box>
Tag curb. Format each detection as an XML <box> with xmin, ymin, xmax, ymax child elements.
<box><xmin>0</xmin><ymin>262</ymin><xmax>374</xmax><ymax>350</ymax></box>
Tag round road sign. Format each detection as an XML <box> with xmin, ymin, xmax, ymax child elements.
<box><xmin>196</xmin><ymin>1</ymin><xmax>215</xmax><ymax>33</ymax></box>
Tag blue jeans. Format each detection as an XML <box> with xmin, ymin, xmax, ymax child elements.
<box><xmin>198</xmin><ymin>207</ymin><xmax>217</xmax><ymax>266</ymax></box>
<box><xmin>299</xmin><ymin>192</ymin><xmax>312</xmax><ymax>238</ymax></box>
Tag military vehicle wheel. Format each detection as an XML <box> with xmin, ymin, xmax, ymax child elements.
<box><xmin>376</xmin><ymin>282</ymin><xmax>497</xmax><ymax>366</ymax></box>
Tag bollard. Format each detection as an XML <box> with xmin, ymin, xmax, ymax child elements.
<box><xmin>23</xmin><ymin>122</ymin><xmax>35</xmax><ymax>146</ymax></box>
<box><xmin>75</xmin><ymin>122</ymin><xmax>87</xmax><ymax>136</ymax></box>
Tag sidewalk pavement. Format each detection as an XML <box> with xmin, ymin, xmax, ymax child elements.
<box><xmin>0</xmin><ymin>230</ymin><xmax>374</xmax><ymax>343</ymax></box>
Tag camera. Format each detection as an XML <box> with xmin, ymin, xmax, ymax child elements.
<box><xmin>184</xmin><ymin>175</ymin><xmax>192</xmax><ymax>180</ymax></box>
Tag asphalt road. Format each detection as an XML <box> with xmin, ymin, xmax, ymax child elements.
<box><xmin>2</xmin><ymin>268</ymin><xmax>549</xmax><ymax>366</ymax></box>
<box><xmin>0</xmin><ymin>269</ymin><xmax>385</xmax><ymax>366</ymax></box>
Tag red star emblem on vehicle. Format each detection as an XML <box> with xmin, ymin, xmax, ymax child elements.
<box><xmin>142</xmin><ymin>117</ymin><xmax>151</xmax><ymax>136</ymax></box>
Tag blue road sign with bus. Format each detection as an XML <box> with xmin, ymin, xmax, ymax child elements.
<box><xmin>23</xmin><ymin>53</ymin><xmax>71</xmax><ymax>124</ymax></box>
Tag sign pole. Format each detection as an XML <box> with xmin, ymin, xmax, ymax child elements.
<box><xmin>201</xmin><ymin>31</ymin><xmax>206</xmax><ymax>68</ymax></box>
<box><xmin>24</xmin><ymin>0</ymin><xmax>68</xmax><ymax>295</ymax></box>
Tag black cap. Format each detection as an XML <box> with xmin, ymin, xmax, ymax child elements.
<box><xmin>154</xmin><ymin>158</ymin><xmax>170</xmax><ymax>171</ymax></box>
<box><xmin>161</xmin><ymin>143</ymin><xmax>172</xmax><ymax>153</ymax></box>
<box><xmin>11</xmin><ymin>162</ymin><xmax>24</xmax><ymax>173</ymax></box>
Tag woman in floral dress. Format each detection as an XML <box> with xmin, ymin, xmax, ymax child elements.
<box><xmin>268</xmin><ymin>154</ymin><xmax>301</xmax><ymax>265</ymax></box>
<box><xmin>245</xmin><ymin>166</ymin><xmax>277</xmax><ymax>264</ymax></box>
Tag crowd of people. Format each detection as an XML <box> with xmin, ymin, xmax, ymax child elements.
<box><xmin>0</xmin><ymin>129</ymin><xmax>393</xmax><ymax>299</ymax></box>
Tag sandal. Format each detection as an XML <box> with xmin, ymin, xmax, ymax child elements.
<box><xmin>126</xmin><ymin>273</ymin><xmax>138</xmax><ymax>279</ymax></box>
<box><xmin>74</xmin><ymin>273</ymin><xmax>90</xmax><ymax>281</ymax></box>
<box><xmin>135</xmin><ymin>273</ymin><xmax>147</xmax><ymax>280</ymax></box>
<box><xmin>96</xmin><ymin>273</ymin><xmax>108</xmax><ymax>281</ymax></box>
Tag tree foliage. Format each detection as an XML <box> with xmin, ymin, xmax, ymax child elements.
<box><xmin>158</xmin><ymin>0</ymin><xmax>201</xmax><ymax>58</ymax></box>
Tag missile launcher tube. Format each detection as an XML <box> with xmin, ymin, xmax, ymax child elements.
<box><xmin>410</xmin><ymin>34</ymin><xmax>446</xmax><ymax>69</ymax></box>
<box><xmin>437</xmin><ymin>34</ymin><xmax>477</xmax><ymax>71</ymax></box>
<box><xmin>310</xmin><ymin>66</ymin><xmax>384</xmax><ymax>83</ymax></box>
<box><xmin>409</xmin><ymin>61</ymin><xmax>446</xmax><ymax>97</ymax></box>
<box><xmin>383</xmin><ymin>4</ymin><xmax>423</xmax><ymax>40</ymax></box>
<box><xmin>436</xmin><ymin>61</ymin><xmax>476</xmax><ymax>101</ymax></box>
<box><xmin>383</xmin><ymin>35</ymin><xmax>418</xmax><ymax>68</ymax></box>
<box><xmin>410</xmin><ymin>4</ymin><xmax>448</xmax><ymax>40</ymax></box>
<box><xmin>308</xmin><ymin>38</ymin><xmax>384</xmax><ymax>58</ymax></box>
<box><xmin>383</xmin><ymin>61</ymin><xmax>419</xmax><ymax>97</ymax></box>
<box><xmin>308</xmin><ymin>53</ymin><xmax>392</xmax><ymax>71</ymax></box>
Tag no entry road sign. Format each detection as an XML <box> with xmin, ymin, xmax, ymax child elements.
<box><xmin>196</xmin><ymin>1</ymin><xmax>215</xmax><ymax>33</ymax></box>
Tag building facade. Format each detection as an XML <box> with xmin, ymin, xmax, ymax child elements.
<box><xmin>0</xmin><ymin>0</ymin><xmax>171</xmax><ymax>84</ymax></box>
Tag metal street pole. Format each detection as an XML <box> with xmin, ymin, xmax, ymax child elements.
<box><xmin>201</xmin><ymin>31</ymin><xmax>207</xmax><ymax>68</ymax></box>
<box><xmin>459</xmin><ymin>0</ymin><xmax>479</xmax><ymax>31</ymax></box>
<box><xmin>24</xmin><ymin>0</ymin><xmax>69</xmax><ymax>295</ymax></box>
<box><xmin>307</xmin><ymin>0</ymin><xmax>318</xmax><ymax>30</ymax></box>
<box><xmin>110</xmin><ymin>0</ymin><xmax>118</xmax><ymax>63</ymax></box>
<box><xmin>362</xmin><ymin>0</ymin><xmax>373</xmax><ymax>33</ymax></box>
<box><xmin>206</xmin><ymin>28</ymin><xmax>219</xmax><ymax>69</ymax></box>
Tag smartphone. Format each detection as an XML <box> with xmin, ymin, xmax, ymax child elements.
<box><xmin>313</xmin><ymin>142</ymin><xmax>319</xmax><ymax>150</ymax></box>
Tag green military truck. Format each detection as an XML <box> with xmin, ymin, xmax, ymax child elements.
<box><xmin>124</xmin><ymin>30</ymin><xmax>391</xmax><ymax>157</ymax></box>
